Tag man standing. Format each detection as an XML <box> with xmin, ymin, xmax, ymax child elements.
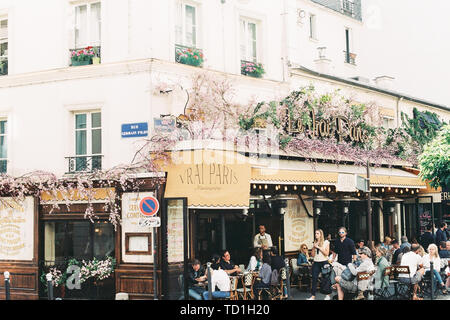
<box><xmin>332</xmin><ymin>227</ymin><xmax>357</xmax><ymax>275</ymax></box>
<box><xmin>439</xmin><ymin>241</ymin><xmax>450</xmax><ymax>259</ymax></box>
<box><xmin>435</xmin><ymin>222</ymin><xmax>448</xmax><ymax>249</ymax></box>
<box><xmin>219</xmin><ymin>250</ymin><xmax>241</xmax><ymax>276</ymax></box>
<box><xmin>398</xmin><ymin>244</ymin><xmax>425</xmax><ymax>300</ymax></box>
<box><xmin>419</xmin><ymin>225</ymin><xmax>435</xmax><ymax>251</ymax></box>
<box><xmin>253</xmin><ymin>225</ymin><xmax>273</xmax><ymax>250</ymax></box>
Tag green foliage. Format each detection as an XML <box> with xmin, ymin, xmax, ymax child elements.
<box><xmin>418</xmin><ymin>124</ymin><xmax>450</xmax><ymax>189</ymax></box>
<box><xmin>401</xmin><ymin>108</ymin><xmax>445</xmax><ymax>148</ymax></box>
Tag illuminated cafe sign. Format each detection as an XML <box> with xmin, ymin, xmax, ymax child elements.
<box><xmin>287</xmin><ymin>112</ymin><xmax>369</xmax><ymax>143</ymax></box>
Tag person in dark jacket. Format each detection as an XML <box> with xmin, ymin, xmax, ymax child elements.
<box><xmin>187</xmin><ymin>259</ymin><xmax>206</xmax><ymax>300</ymax></box>
<box><xmin>270</xmin><ymin>247</ymin><xmax>286</xmax><ymax>272</ymax></box>
<box><xmin>435</xmin><ymin>222</ymin><xmax>448</xmax><ymax>249</ymax></box>
<box><xmin>420</xmin><ymin>224</ymin><xmax>435</xmax><ymax>251</ymax></box>
<box><xmin>390</xmin><ymin>239</ymin><xmax>401</xmax><ymax>265</ymax></box>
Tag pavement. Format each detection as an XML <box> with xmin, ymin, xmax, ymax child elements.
<box><xmin>288</xmin><ymin>285</ymin><xmax>450</xmax><ymax>301</ymax></box>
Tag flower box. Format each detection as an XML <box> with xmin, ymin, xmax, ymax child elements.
<box><xmin>241</xmin><ymin>61</ymin><xmax>265</xmax><ymax>78</ymax></box>
<box><xmin>175</xmin><ymin>45</ymin><xmax>204</xmax><ymax>67</ymax></box>
<box><xmin>71</xmin><ymin>60</ymin><xmax>92</xmax><ymax>66</ymax></box>
<box><xmin>70</xmin><ymin>46</ymin><xmax>100</xmax><ymax>67</ymax></box>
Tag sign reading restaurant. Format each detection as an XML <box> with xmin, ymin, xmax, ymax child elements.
<box><xmin>287</xmin><ymin>112</ymin><xmax>369</xmax><ymax>144</ymax></box>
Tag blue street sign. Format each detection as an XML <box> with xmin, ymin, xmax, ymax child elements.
<box><xmin>121</xmin><ymin>123</ymin><xmax>148</xmax><ymax>138</ymax></box>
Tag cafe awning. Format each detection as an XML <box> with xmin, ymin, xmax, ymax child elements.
<box><xmin>250</xmin><ymin>160</ymin><xmax>426</xmax><ymax>189</ymax></box>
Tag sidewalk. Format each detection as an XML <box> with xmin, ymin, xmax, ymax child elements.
<box><xmin>289</xmin><ymin>287</ymin><xmax>450</xmax><ymax>301</ymax></box>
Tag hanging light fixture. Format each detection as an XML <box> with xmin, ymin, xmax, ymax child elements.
<box><xmin>312</xmin><ymin>186</ymin><xmax>315</xmax><ymax>191</ymax></box>
<box><xmin>303</xmin><ymin>186</ymin><xmax>307</xmax><ymax>192</ymax></box>
<box><xmin>294</xmin><ymin>185</ymin><xmax>297</xmax><ymax>191</ymax></box>
<box><xmin>284</xmin><ymin>186</ymin><xmax>288</xmax><ymax>192</ymax></box>
<box><xmin>406</xmin><ymin>188</ymin><xmax>409</xmax><ymax>192</ymax></box>
<box><xmin>382</xmin><ymin>188</ymin><xmax>385</xmax><ymax>193</ymax></box>
<box><xmin>259</xmin><ymin>185</ymin><xmax>262</xmax><ymax>190</ymax></box>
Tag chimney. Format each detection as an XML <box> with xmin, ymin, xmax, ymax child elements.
<box><xmin>314</xmin><ymin>47</ymin><xmax>332</xmax><ymax>74</ymax></box>
<box><xmin>374</xmin><ymin>76</ymin><xmax>395</xmax><ymax>90</ymax></box>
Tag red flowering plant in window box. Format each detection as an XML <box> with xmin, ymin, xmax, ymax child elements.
<box><xmin>176</xmin><ymin>47</ymin><xmax>204</xmax><ymax>67</ymax></box>
<box><xmin>241</xmin><ymin>61</ymin><xmax>265</xmax><ymax>78</ymax></box>
<box><xmin>70</xmin><ymin>46</ymin><xmax>96</xmax><ymax>66</ymax></box>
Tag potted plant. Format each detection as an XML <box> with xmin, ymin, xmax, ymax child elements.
<box><xmin>241</xmin><ymin>61</ymin><xmax>265</xmax><ymax>78</ymax></box>
<box><xmin>176</xmin><ymin>47</ymin><xmax>204</xmax><ymax>67</ymax></box>
<box><xmin>71</xmin><ymin>46</ymin><xmax>96</xmax><ymax>66</ymax></box>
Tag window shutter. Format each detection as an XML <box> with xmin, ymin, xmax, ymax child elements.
<box><xmin>240</xmin><ymin>19</ymin><xmax>246</xmax><ymax>60</ymax></box>
<box><xmin>90</xmin><ymin>2</ymin><xmax>101</xmax><ymax>46</ymax></box>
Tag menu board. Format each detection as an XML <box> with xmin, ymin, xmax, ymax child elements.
<box><xmin>418</xmin><ymin>210</ymin><xmax>432</xmax><ymax>236</ymax></box>
<box><xmin>167</xmin><ymin>199</ymin><xmax>185</xmax><ymax>263</ymax></box>
<box><xmin>0</xmin><ymin>197</ymin><xmax>35</xmax><ymax>261</ymax></box>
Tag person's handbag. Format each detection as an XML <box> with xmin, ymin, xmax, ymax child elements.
<box><xmin>341</xmin><ymin>267</ymin><xmax>355</xmax><ymax>281</ymax></box>
<box><xmin>321</xmin><ymin>263</ymin><xmax>332</xmax><ymax>276</ymax></box>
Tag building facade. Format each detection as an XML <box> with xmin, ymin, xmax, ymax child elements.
<box><xmin>0</xmin><ymin>0</ymin><xmax>447</xmax><ymax>299</ymax></box>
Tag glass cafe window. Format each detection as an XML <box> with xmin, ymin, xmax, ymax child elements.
<box><xmin>44</xmin><ymin>221</ymin><xmax>114</xmax><ymax>265</ymax></box>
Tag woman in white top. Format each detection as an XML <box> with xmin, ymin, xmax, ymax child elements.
<box><xmin>423</xmin><ymin>244</ymin><xmax>447</xmax><ymax>294</ymax></box>
<box><xmin>307</xmin><ymin>229</ymin><xmax>331</xmax><ymax>300</ymax></box>
<box><xmin>247</xmin><ymin>247</ymin><xmax>263</xmax><ymax>272</ymax></box>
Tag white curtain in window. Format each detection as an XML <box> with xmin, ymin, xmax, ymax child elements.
<box><xmin>185</xmin><ymin>5</ymin><xmax>196</xmax><ymax>47</ymax></box>
<box><xmin>75</xmin><ymin>5</ymin><xmax>88</xmax><ymax>48</ymax></box>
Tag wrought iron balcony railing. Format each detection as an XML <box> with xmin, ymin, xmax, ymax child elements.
<box><xmin>342</xmin><ymin>0</ymin><xmax>355</xmax><ymax>16</ymax></box>
<box><xmin>66</xmin><ymin>155</ymin><xmax>103</xmax><ymax>174</ymax></box>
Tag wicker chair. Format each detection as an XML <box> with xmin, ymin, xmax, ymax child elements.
<box><xmin>236</xmin><ymin>272</ymin><xmax>255</xmax><ymax>300</ymax></box>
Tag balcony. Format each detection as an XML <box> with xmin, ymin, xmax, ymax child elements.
<box><xmin>66</xmin><ymin>155</ymin><xmax>103</xmax><ymax>174</ymax></box>
<box><xmin>342</xmin><ymin>0</ymin><xmax>355</xmax><ymax>17</ymax></box>
<box><xmin>310</xmin><ymin>0</ymin><xmax>362</xmax><ymax>21</ymax></box>
<box><xmin>69</xmin><ymin>46</ymin><xmax>101</xmax><ymax>67</ymax></box>
<box><xmin>0</xmin><ymin>57</ymin><xmax>7</xmax><ymax>76</ymax></box>
<box><xmin>175</xmin><ymin>44</ymin><xmax>204</xmax><ymax>67</ymax></box>
<box><xmin>343</xmin><ymin>51</ymin><xmax>357</xmax><ymax>65</ymax></box>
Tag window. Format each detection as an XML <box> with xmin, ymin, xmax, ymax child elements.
<box><xmin>0</xmin><ymin>18</ymin><xmax>7</xmax><ymax>75</ymax></box>
<box><xmin>73</xmin><ymin>111</ymin><xmax>102</xmax><ymax>172</ymax></box>
<box><xmin>344</xmin><ymin>27</ymin><xmax>355</xmax><ymax>64</ymax></box>
<box><xmin>175</xmin><ymin>2</ymin><xmax>198</xmax><ymax>48</ymax></box>
<box><xmin>0</xmin><ymin>120</ymin><xmax>6</xmax><ymax>173</ymax></box>
<box><xmin>44</xmin><ymin>220</ymin><xmax>114</xmax><ymax>264</ymax></box>
<box><xmin>309</xmin><ymin>14</ymin><xmax>317</xmax><ymax>40</ymax></box>
<box><xmin>240</xmin><ymin>18</ymin><xmax>258</xmax><ymax>62</ymax></box>
<box><xmin>74</xmin><ymin>2</ymin><xmax>101</xmax><ymax>49</ymax></box>
<box><xmin>383</xmin><ymin>117</ymin><xmax>394</xmax><ymax>130</ymax></box>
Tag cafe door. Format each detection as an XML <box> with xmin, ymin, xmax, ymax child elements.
<box><xmin>161</xmin><ymin>198</ymin><xmax>188</xmax><ymax>300</ymax></box>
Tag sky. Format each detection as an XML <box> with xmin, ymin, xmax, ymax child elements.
<box><xmin>360</xmin><ymin>0</ymin><xmax>450</xmax><ymax>107</ymax></box>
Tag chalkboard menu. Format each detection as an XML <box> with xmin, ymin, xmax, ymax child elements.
<box><xmin>419</xmin><ymin>210</ymin><xmax>432</xmax><ymax>235</ymax></box>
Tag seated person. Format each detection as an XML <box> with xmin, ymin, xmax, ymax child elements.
<box><xmin>438</xmin><ymin>241</ymin><xmax>450</xmax><ymax>259</ymax></box>
<box><xmin>202</xmin><ymin>268</ymin><xmax>230</xmax><ymax>300</ymax></box>
<box><xmin>423</xmin><ymin>244</ymin><xmax>447</xmax><ymax>294</ymax></box>
<box><xmin>334</xmin><ymin>246</ymin><xmax>375</xmax><ymax>300</ymax></box>
<box><xmin>390</xmin><ymin>239</ymin><xmax>401</xmax><ymax>265</ymax></box>
<box><xmin>253</xmin><ymin>254</ymin><xmax>272</xmax><ymax>297</ymax></box>
<box><xmin>247</xmin><ymin>247</ymin><xmax>263</xmax><ymax>272</ymax></box>
<box><xmin>187</xmin><ymin>259</ymin><xmax>206</xmax><ymax>300</ymax></box>
<box><xmin>397</xmin><ymin>243</ymin><xmax>426</xmax><ymax>300</ymax></box>
<box><xmin>210</xmin><ymin>254</ymin><xmax>221</xmax><ymax>270</ymax></box>
<box><xmin>219</xmin><ymin>250</ymin><xmax>241</xmax><ymax>276</ymax></box>
<box><xmin>297</xmin><ymin>243</ymin><xmax>311</xmax><ymax>266</ymax></box>
<box><xmin>374</xmin><ymin>246</ymin><xmax>390</xmax><ymax>291</ymax></box>
<box><xmin>270</xmin><ymin>247</ymin><xmax>285</xmax><ymax>272</ymax></box>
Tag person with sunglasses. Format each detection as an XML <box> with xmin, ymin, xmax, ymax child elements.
<box><xmin>332</xmin><ymin>227</ymin><xmax>357</xmax><ymax>276</ymax></box>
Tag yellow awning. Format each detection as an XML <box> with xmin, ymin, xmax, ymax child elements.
<box><xmin>251</xmin><ymin>167</ymin><xmax>338</xmax><ymax>185</ymax></box>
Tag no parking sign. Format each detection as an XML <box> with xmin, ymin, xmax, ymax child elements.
<box><xmin>139</xmin><ymin>196</ymin><xmax>160</xmax><ymax>217</ymax></box>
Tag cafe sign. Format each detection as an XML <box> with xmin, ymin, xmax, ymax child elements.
<box><xmin>0</xmin><ymin>197</ymin><xmax>34</xmax><ymax>261</ymax></box>
<box><xmin>287</xmin><ymin>112</ymin><xmax>369</xmax><ymax>143</ymax></box>
<box><xmin>163</xmin><ymin>150</ymin><xmax>251</xmax><ymax>207</ymax></box>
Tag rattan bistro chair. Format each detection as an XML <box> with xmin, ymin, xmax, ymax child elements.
<box><xmin>236</xmin><ymin>272</ymin><xmax>255</xmax><ymax>300</ymax></box>
<box><xmin>374</xmin><ymin>266</ymin><xmax>396</xmax><ymax>300</ymax></box>
<box><xmin>393</xmin><ymin>265</ymin><xmax>414</xmax><ymax>300</ymax></box>
<box><xmin>271</xmin><ymin>268</ymin><xmax>288</xmax><ymax>300</ymax></box>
